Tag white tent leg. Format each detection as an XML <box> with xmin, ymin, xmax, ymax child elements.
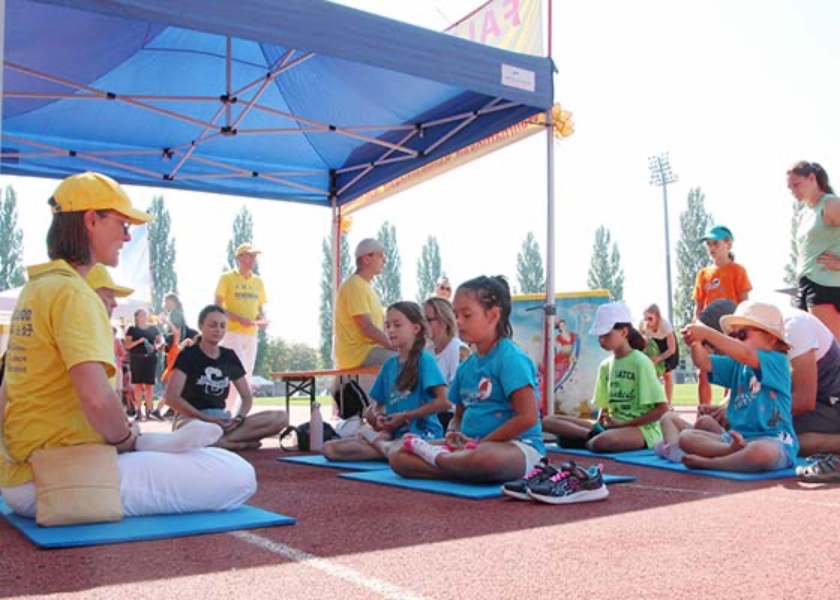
<box><xmin>544</xmin><ymin>106</ymin><xmax>556</xmax><ymax>417</ymax></box>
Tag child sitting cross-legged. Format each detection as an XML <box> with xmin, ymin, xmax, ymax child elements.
<box><xmin>322</xmin><ymin>301</ymin><xmax>450</xmax><ymax>462</ymax></box>
<box><xmin>673</xmin><ymin>300</ymin><xmax>799</xmax><ymax>472</ymax></box>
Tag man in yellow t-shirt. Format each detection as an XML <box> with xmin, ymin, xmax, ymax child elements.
<box><xmin>335</xmin><ymin>238</ymin><xmax>394</xmax><ymax>370</ymax></box>
<box><xmin>215</xmin><ymin>243</ymin><xmax>267</xmax><ymax>411</ymax></box>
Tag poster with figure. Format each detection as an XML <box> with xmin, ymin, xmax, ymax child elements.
<box><xmin>510</xmin><ymin>291</ymin><xmax>611</xmax><ymax>417</ymax></box>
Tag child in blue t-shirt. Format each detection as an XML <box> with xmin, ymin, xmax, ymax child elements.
<box><xmin>677</xmin><ymin>301</ymin><xmax>799</xmax><ymax>472</ymax></box>
<box><xmin>390</xmin><ymin>275</ymin><xmax>546</xmax><ymax>483</ymax></box>
<box><xmin>322</xmin><ymin>302</ymin><xmax>449</xmax><ymax>462</ymax></box>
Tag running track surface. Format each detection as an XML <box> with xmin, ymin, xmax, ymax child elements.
<box><xmin>2</xmin><ymin>425</ymin><xmax>839</xmax><ymax>598</ymax></box>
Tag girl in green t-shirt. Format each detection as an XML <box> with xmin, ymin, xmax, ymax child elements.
<box><xmin>543</xmin><ymin>302</ymin><xmax>669</xmax><ymax>452</ymax></box>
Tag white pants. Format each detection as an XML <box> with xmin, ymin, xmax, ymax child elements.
<box><xmin>221</xmin><ymin>331</ymin><xmax>258</xmax><ymax>412</ymax></box>
<box><xmin>1</xmin><ymin>448</ymin><xmax>256</xmax><ymax>518</ymax></box>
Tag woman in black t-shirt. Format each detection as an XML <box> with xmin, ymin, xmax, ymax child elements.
<box><xmin>164</xmin><ymin>304</ymin><xmax>288</xmax><ymax>451</ymax></box>
<box><xmin>124</xmin><ymin>308</ymin><xmax>163</xmax><ymax>421</ymax></box>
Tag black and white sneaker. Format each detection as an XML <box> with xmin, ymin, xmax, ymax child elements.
<box><xmin>501</xmin><ymin>458</ymin><xmax>566</xmax><ymax>501</ymax></box>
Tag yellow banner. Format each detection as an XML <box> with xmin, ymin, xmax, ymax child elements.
<box><xmin>446</xmin><ymin>0</ymin><xmax>543</xmax><ymax>56</ymax></box>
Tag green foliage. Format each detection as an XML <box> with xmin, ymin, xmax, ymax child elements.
<box><xmin>373</xmin><ymin>221</ymin><xmax>402</xmax><ymax>306</ymax></box>
<box><xmin>253</xmin><ymin>334</ymin><xmax>320</xmax><ymax>377</ymax></box>
<box><xmin>319</xmin><ymin>234</ymin><xmax>352</xmax><ymax>367</ymax></box>
<box><xmin>783</xmin><ymin>201</ymin><xmax>803</xmax><ymax>286</ymax></box>
<box><xmin>147</xmin><ymin>195</ymin><xmax>178</xmax><ymax>312</ymax></box>
<box><xmin>225</xmin><ymin>206</ymin><xmax>258</xmax><ymax>274</ymax></box>
<box><xmin>586</xmin><ymin>226</ymin><xmax>624</xmax><ymax>300</ymax></box>
<box><xmin>416</xmin><ymin>236</ymin><xmax>442</xmax><ymax>302</ymax></box>
<box><xmin>674</xmin><ymin>187</ymin><xmax>713</xmax><ymax>329</ymax></box>
<box><xmin>0</xmin><ymin>186</ymin><xmax>25</xmax><ymax>291</ymax></box>
<box><xmin>516</xmin><ymin>231</ymin><xmax>545</xmax><ymax>294</ymax></box>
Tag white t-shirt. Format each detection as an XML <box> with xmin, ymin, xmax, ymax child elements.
<box><xmin>782</xmin><ymin>306</ymin><xmax>833</xmax><ymax>361</ymax></box>
<box><xmin>648</xmin><ymin>317</ymin><xmax>674</xmax><ymax>340</ymax></box>
<box><xmin>433</xmin><ymin>336</ymin><xmax>463</xmax><ymax>384</ymax></box>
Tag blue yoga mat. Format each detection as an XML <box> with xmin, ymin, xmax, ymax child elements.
<box><xmin>338</xmin><ymin>469</ymin><xmax>636</xmax><ymax>499</ymax></box>
<box><xmin>546</xmin><ymin>443</ymin><xmax>655</xmax><ymax>459</ymax></box>
<box><xmin>278</xmin><ymin>454</ymin><xmax>390</xmax><ymax>471</ymax></box>
<box><xmin>0</xmin><ymin>498</ymin><xmax>295</xmax><ymax>549</ymax></box>
<box><xmin>610</xmin><ymin>452</ymin><xmax>810</xmax><ymax>481</ymax></box>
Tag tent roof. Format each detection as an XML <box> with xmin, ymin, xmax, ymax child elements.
<box><xmin>2</xmin><ymin>0</ymin><xmax>554</xmax><ymax>207</ymax></box>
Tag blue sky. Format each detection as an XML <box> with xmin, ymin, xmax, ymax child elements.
<box><xmin>3</xmin><ymin>0</ymin><xmax>839</xmax><ymax>345</ymax></box>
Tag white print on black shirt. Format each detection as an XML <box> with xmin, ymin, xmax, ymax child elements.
<box><xmin>197</xmin><ymin>366</ymin><xmax>230</xmax><ymax>397</ymax></box>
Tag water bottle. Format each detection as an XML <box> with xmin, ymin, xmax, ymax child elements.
<box><xmin>309</xmin><ymin>402</ymin><xmax>324</xmax><ymax>452</ymax></box>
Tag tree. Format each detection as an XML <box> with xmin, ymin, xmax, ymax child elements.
<box><xmin>0</xmin><ymin>185</ymin><xmax>25</xmax><ymax>291</ymax></box>
<box><xmin>373</xmin><ymin>221</ymin><xmax>401</xmax><ymax>306</ymax></box>
<box><xmin>253</xmin><ymin>334</ymin><xmax>290</xmax><ymax>378</ymax></box>
<box><xmin>783</xmin><ymin>201</ymin><xmax>804</xmax><ymax>286</ymax></box>
<box><xmin>416</xmin><ymin>236</ymin><xmax>442</xmax><ymax>301</ymax></box>
<box><xmin>147</xmin><ymin>195</ymin><xmax>178</xmax><ymax>312</ymax></box>
<box><xmin>318</xmin><ymin>233</ymin><xmax>352</xmax><ymax>367</ymax></box>
<box><xmin>225</xmin><ymin>206</ymin><xmax>258</xmax><ymax>274</ymax></box>
<box><xmin>516</xmin><ymin>231</ymin><xmax>545</xmax><ymax>294</ymax></box>
<box><xmin>674</xmin><ymin>187</ymin><xmax>713</xmax><ymax>328</ymax></box>
<box><xmin>587</xmin><ymin>226</ymin><xmax>624</xmax><ymax>300</ymax></box>
<box><xmin>287</xmin><ymin>342</ymin><xmax>320</xmax><ymax>371</ymax></box>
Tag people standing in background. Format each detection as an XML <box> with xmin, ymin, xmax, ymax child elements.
<box><xmin>786</xmin><ymin>161</ymin><xmax>840</xmax><ymax>342</ymax></box>
<box><xmin>693</xmin><ymin>225</ymin><xmax>752</xmax><ymax>404</ymax></box>
<box><xmin>215</xmin><ymin>243</ymin><xmax>268</xmax><ymax>413</ymax></box>
<box><xmin>125</xmin><ymin>308</ymin><xmax>164</xmax><ymax>421</ymax></box>
<box><xmin>641</xmin><ymin>303</ymin><xmax>679</xmax><ymax>404</ymax></box>
<box><xmin>434</xmin><ymin>275</ymin><xmax>453</xmax><ymax>301</ymax></box>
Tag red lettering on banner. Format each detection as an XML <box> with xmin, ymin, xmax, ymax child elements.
<box><xmin>481</xmin><ymin>10</ymin><xmax>501</xmax><ymax>43</ymax></box>
<box><xmin>504</xmin><ymin>0</ymin><xmax>522</xmax><ymax>27</ymax></box>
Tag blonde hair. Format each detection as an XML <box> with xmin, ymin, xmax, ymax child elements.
<box><xmin>424</xmin><ymin>297</ymin><xmax>457</xmax><ymax>338</ymax></box>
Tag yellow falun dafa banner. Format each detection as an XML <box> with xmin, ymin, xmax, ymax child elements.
<box><xmin>445</xmin><ymin>0</ymin><xmax>544</xmax><ymax>56</ymax></box>
<box><xmin>342</xmin><ymin>0</ymin><xmax>574</xmax><ymax>215</ymax></box>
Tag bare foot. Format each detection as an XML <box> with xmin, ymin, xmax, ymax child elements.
<box><xmin>728</xmin><ymin>430</ymin><xmax>746</xmax><ymax>452</ymax></box>
<box><xmin>682</xmin><ymin>454</ymin><xmax>715</xmax><ymax>470</ymax></box>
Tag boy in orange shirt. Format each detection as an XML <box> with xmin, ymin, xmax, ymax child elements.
<box><xmin>693</xmin><ymin>225</ymin><xmax>752</xmax><ymax>404</ymax></box>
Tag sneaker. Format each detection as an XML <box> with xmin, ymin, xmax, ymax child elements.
<box><xmin>133</xmin><ymin>409</ymin><xmax>144</xmax><ymax>422</ymax></box>
<box><xmin>163</xmin><ymin>408</ymin><xmax>176</xmax><ymax>420</ymax></box>
<box><xmin>527</xmin><ymin>463</ymin><xmax>610</xmax><ymax>505</ymax></box>
<box><xmin>796</xmin><ymin>454</ymin><xmax>840</xmax><ymax>482</ymax></box>
<box><xmin>148</xmin><ymin>409</ymin><xmax>165</xmax><ymax>422</ymax></box>
<box><xmin>501</xmin><ymin>458</ymin><xmax>567</xmax><ymax>501</ymax></box>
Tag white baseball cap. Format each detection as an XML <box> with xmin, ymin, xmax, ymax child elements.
<box><xmin>355</xmin><ymin>238</ymin><xmax>385</xmax><ymax>258</ymax></box>
<box><xmin>589</xmin><ymin>302</ymin><xmax>634</xmax><ymax>336</ymax></box>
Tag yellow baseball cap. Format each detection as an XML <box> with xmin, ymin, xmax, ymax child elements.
<box><xmin>85</xmin><ymin>264</ymin><xmax>134</xmax><ymax>297</ymax></box>
<box><xmin>50</xmin><ymin>172</ymin><xmax>152</xmax><ymax>225</ymax></box>
<box><xmin>235</xmin><ymin>242</ymin><xmax>261</xmax><ymax>257</ymax></box>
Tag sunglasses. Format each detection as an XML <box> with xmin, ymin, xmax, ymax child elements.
<box><xmin>728</xmin><ymin>328</ymin><xmax>753</xmax><ymax>341</ymax></box>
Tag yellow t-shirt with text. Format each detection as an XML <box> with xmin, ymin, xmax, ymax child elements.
<box><xmin>1</xmin><ymin>260</ymin><xmax>116</xmax><ymax>487</ymax></box>
<box><xmin>215</xmin><ymin>270</ymin><xmax>266</xmax><ymax>335</ymax></box>
<box><xmin>335</xmin><ymin>274</ymin><xmax>384</xmax><ymax>368</ymax></box>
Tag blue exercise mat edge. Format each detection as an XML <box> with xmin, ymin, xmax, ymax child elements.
<box><xmin>0</xmin><ymin>498</ymin><xmax>295</xmax><ymax>549</ymax></box>
<box><xmin>278</xmin><ymin>454</ymin><xmax>390</xmax><ymax>471</ymax></box>
<box><xmin>338</xmin><ymin>469</ymin><xmax>635</xmax><ymax>499</ymax></box>
<box><xmin>609</xmin><ymin>452</ymin><xmax>810</xmax><ymax>480</ymax></box>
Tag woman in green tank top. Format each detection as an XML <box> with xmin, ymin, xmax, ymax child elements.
<box><xmin>787</xmin><ymin>161</ymin><xmax>840</xmax><ymax>342</ymax></box>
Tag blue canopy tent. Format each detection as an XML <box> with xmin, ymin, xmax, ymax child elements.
<box><xmin>1</xmin><ymin>0</ymin><xmax>561</xmax><ymax>405</ymax></box>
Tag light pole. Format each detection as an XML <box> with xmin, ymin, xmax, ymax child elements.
<box><xmin>648</xmin><ymin>153</ymin><xmax>678</xmax><ymax>325</ymax></box>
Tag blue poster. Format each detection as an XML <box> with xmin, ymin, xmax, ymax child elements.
<box><xmin>510</xmin><ymin>291</ymin><xmax>611</xmax><ymax>417</ymax></box>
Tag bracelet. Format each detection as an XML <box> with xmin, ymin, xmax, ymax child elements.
<box><xmin>109</xmin><ymin>428</ymin><xmax>133</xmax><ymax>446</ymax></box>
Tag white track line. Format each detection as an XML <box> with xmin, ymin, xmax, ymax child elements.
<box><xmin>229</xmin><ymin>531</ymin><xmax>429</xmax><ymax>600</ymax></box>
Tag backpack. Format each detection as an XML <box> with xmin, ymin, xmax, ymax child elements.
<box><xmin>333</xmin><ymin>379</ymin><xmax>371</xmax><ymax>420</ymax></box>
<box><xmin>279</xmin><ymin>422</ymin><xmax>340</xmax><ymax>452</ymax></box>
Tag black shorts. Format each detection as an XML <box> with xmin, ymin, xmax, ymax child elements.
<box><xmin>129</xmin><ymin>354</ymin><xmax>158</xmax><ymax>385</ymax></box>
<box><xmin>798</xmin><ymin>276</ymin><xmax>840</xmax><ymax>312</ymax></box>
<box><xmin>793</xmin><ymin>401</ymin><xmax>840</xmax><ymax>435</ymax></box>
<box><xmin>654</xmin><ymin>338</ymin><xmax>680</xmax><ymax>373</ymax></box>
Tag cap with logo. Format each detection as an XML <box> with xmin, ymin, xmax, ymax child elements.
<box><xmin>85</xmin><ymin>264</ymin><xmax>134</xmax><ymax>297</ymax></box>
<box><xmin>50</xmin><ymin>172</ymin><xmax>152</xmax><ymax>225</ymax></box>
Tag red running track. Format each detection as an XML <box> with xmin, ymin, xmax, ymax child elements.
<box><xmin>2</xmin><ymin>444</ymin><xmax>840</xmax><ymax>599</ymax></box>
